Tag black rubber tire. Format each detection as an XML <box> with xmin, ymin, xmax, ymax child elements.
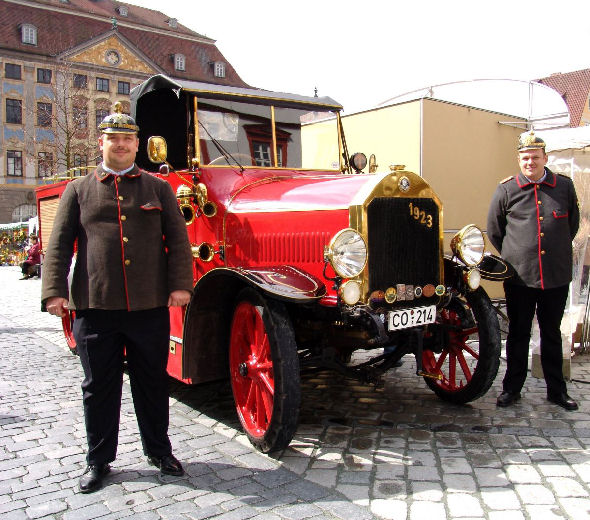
<box><xmin>423</xmin><ymin>287</ymin><xmax>501</xmax><ymax>404</ymax></box>
<box><xmin>229</xmin><ymin>288</ymin><xmax>301</xmax><ymax>453</ymax></box>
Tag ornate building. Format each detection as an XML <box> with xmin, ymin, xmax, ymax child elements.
<box><xmin>0</xmin><ymin>0</ymin><xmax>248</xmax><ymax>222</ymax></box>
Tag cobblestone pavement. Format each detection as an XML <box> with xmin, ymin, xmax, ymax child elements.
<box><xmin>1</xmin><ymin>265</ymin><xmax>590</xmax><ymax>520</ymax></box>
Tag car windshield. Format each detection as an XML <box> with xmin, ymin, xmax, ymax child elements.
<box><xmin>195</xmin><ymin>98</ymin><xmax>340</xmax><ymax>170</ymax></box>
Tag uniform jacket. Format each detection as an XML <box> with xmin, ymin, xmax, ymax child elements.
<box><xmin>42</xmin><ymin>164</ymin><xmax>193</xmax><ymax>311</ymax></box>
<box><xmin>487</xmin><ymin>167</ymin><xmax>579</xmax><ymax>289</ymax></box>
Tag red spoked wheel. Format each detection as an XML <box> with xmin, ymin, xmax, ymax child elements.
<box><xmin>422</xmin><ymin>288</ymin><xmax>500</xmax><ymax>404</ymax></box>
<box><xmin>61</xmin><ymin>309</ymin><xmax>77</xmax><ymax>355</ymax></box>
<box><xmin>229</xmin><ymin>288</ymin><xmax>300</xmax><ymax>453</ymax></box>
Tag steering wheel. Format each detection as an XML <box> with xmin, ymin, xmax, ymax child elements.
<box><xmin>208</xmin><ymin>153</ymin><xmax>253</xmax><ymax>166</ymax></box>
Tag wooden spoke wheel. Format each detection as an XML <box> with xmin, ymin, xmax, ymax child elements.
<box><xmin>229</xmin><ymin>288</ymin><xmax>300</xmax><ymax>453</ymax></box>
<box><xmin>422</xmin><ymin>288</ymin><xmax>500</xmax><ymax>404</ymax></box>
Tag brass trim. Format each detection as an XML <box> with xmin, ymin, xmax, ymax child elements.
<box><xmin>193</xmin><ymin>95</ymin><xmax>201</xmax><ymax>166</ymax></box>
<box><xmin>195</xmin><ymin>183</ymin><xmax>217</xmax><ymax>217</ymax></box>
<box><xmin>192</xmin><ymin>242</ymin><xmax>215</xmax><ymax>262</ymax></box>
<box><xmin>325</xmin><ymin>228</ymin><xmax>368</xmax><ymax>279</ymax></box>
<box><xmin>271</xmin><ymin>105</ymin><xmax>278</xmax><ymax>168</ymax></box>
<box><xmin>347</xmin><ymin>169</ymin><xmax>445</xmax><ymax>303</ymax></box>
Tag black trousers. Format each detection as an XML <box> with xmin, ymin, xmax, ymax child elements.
<box><xmin>73</xmin><ymin>307</ymin><xmax>172</xmax><ymax>465</ymax></box>
<box><xmin>503</xmin><ymin>283</ymin><xmax>569</xmax><ymax>397</ymax></box>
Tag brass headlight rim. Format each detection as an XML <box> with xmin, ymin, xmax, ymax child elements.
<box><xmin>451</xmin><ymin>224</ymin><xmax>485</xmax><ymax>267</ymax></box>
<box><xmin>325</xmin><ymin>227</ymin><xmax>368</xmax><ymax>279</ymax></box>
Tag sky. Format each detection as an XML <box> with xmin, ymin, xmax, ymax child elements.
<box><xmin>123</xmin><ymin>0</ymin><xmax>590</xmax><ymax>115</ymax></box>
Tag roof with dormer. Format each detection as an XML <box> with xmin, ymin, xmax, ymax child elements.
<box><xmin>536</xmin><ymin>68</ymin><xmax>590</xmax><ymax>128</ymax></box>
<box><xmin>0</xmin><ymin>0</ymin><xmax>249</xmax><ymax>87</ymax></box>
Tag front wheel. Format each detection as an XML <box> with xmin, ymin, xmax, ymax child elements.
<box><xmin>422</xmin><ymin>288</ymin><xmax>500</xmax><ymax>404</ymax></box>
<box><xmin>229</xmin><ymin>288</ymin><xmax>300</xmax><ymax>453</ymax></box>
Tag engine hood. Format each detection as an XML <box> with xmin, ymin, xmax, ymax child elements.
<box><xmin>227</xmin><ymin>172</ymin><xmax>386</xmax><ymax>214</ymax></box>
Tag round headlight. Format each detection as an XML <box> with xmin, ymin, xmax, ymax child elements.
<box><xmin>350</xmin><ymin>153</ymin><xmax>367</xmax><ymax>173</ymax></box>
<box><xmin>325</xmin><ymin>228</ymin><xmax>367</xmax><ymax>278</ymax></box>
<box><xmin>451</xmin><ymin>225</ymin><xmax>485</xmax><ymax>267</ymax></box>
<box><xmin>465</xmin><ymin>268</ymin><xmax>481</xmax><ymax>290</ymax></box>
<box><xmin>339</xmin><ymin>281</ymin><xmax>362</xmax><ymax>305</ymax></box>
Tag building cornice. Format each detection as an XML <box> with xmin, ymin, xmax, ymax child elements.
<box><xmin>3</xmin><ymin>0</ymin><xmax>216</xmax><ymax>46</ymax></box>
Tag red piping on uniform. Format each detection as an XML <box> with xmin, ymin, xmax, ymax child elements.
<box><xmin>114</xmin><ymin>179</ymin><xmax>131</xmax><ymax>310</ymax></box>
<box><xmin>534</xmin><ymin>184</ymin><xmax>545</xmax><ymax>289</ymax></box>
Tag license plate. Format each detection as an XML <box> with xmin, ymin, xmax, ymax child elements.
<box><xmin>387</xmin><ymin>305</ymin><xmax>436</xmax><ymax>331</ymax></box>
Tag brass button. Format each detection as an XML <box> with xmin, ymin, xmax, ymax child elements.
<box><xmin>118</xmin><ymin>196</ymin><xmax>124</xmax><ymax>201</ymax></box>
<box><xmin>541</xmin><ymin>250</ymin><xmax>546</xmax><ymax>255</ymax></box>
<box><xmin>538</xmin><ymin>200</ymin><xmax>542</xmax><ymax>205</ymax></box>
<box><xmin>125</xmin><ymin>259</ymin><xmax>131</xmax><ymax>266</ymax></box>
<box><xmin>116</xmin><ymin>177</ymin><xmax>122</xmax><ymax>183</ymax></box>
<box><xmin>121</xmin><ymin>215</ymin><xmax>126</xmax><ymax>221</ymax></box>
<box><xmin>123</xmin><ymin>237</ymin><xmax>128</xmax><ymax>242</ymax></box>
<box><xmin>539</xmin><ymin>216</ymin><xmax>544</xmax><ymax>221</ymax></box>
<box><xmin>540</xmin><ymin>232</ymin><xmax>545</xmax><ymax>237</ymax></box>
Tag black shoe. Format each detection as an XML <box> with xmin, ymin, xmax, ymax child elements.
<box><xmin>147</xmin><ymin>454</ymin><xmax>184</xmax><ymax>476</ymax></box>
<box><xmin>547</xmin><ymin>392</ymin><xmax>578</xmax><ymax>411</ymax></box>
<box><xmin>79</xmin><ymin>464</ymin><xmax>110</xmax><ymax>493</ymax></box>
<box><xmin>497</xmin><ymin>391</ymin><xmax>521</xmax><ymax>407</ymax></box>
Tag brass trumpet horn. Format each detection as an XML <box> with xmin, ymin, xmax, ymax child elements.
<box><xmin>195</xmin><ymin>183</ymin><xmax>217</xmax><ymax>218</ymax></box>
<box><xmin>176</xmin><ymin>184</ymin><xmax>196</xmax><ymax>225</ymax></box>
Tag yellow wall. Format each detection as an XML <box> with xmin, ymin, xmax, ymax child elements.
<box><xmin>421</xmin><ymin>98</ymin><xmax>523</xmax><ymax>232</ymax></box>
<box><xmin>341</xmin><ymin>101</ymin><xmax>422</xmax><ymax>173</ymax></box>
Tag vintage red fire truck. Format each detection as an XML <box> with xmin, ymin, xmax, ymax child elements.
<box><xmin>37</xmin><ymin>74</ymin><xmax>511</xmax><ymax>453</ymax></box>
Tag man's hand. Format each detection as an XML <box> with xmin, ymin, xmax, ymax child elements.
<box><xmin>167</xmin><ymin>290</ymin><xmax>191</xmax><ymax>307</ymax></box>
<box><xmin>45</xmin><ymin>297</ymin><xmax>69</xmax><ymax>317</ymax></box>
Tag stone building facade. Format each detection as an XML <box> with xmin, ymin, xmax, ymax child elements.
<box><xmin>0</xmin><ymin>0</ymin><xmax>248</xmax><ymax>222</ymax></box>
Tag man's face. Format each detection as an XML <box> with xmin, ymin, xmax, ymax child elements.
<box><xmin>518</xmin><ymin>148</ymin><xmax>547</xmax><ymax>181</ymax></box>
<box><xmin>99</xmin><ymin>132</ymin><xmax>139</xmax><ymax>171</ymax></box>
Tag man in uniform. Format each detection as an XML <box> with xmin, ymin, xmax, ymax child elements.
<box><xmin>487</xmin><ymin>130</ymin><xmax>579</xmax><ymax>410</ymax></box>
<box><xmin>42</xmin><ymin>103</ymin><xmax>194</xmax><ymax>492</ymax></box>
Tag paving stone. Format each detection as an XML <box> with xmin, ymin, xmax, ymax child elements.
<box><xmin>514</xmin><ymin>483</ymin><xmax>556</xmax><ymax>504</ymax></box>
<box><xmin>3</xmin><ymin>266</ymin><xmax>590</xmax><ymax>520</ymax></box>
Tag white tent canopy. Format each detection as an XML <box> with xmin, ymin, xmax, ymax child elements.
<box><xmin>378</xmin><ymin>79</ymin><xmax>570</xmax><ymax>130</ymax></box>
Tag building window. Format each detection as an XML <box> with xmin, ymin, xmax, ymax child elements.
<box><xmin>214</xmin><ymin>61</ymin><xmax>226</xmax><ymax>78</ymax></box>
<box><xmin>168</xmin><ymin>18</ymin><xmax>178</xmax><ymax>28</ymax></box>
<box><xmin>117</xmin><ymin>81</ymin><xmax>130</xmax><ymax>95</ymax></box>
<box><xmin>96</xmin><ymin>77</ymin><xmax>109</xmax><ymax>92</ymax></box>
<box><xmin>6</xmin><ymin>99</ymin><xmax>22</xmax><ymax>124</ymax></box>
<box><xmin>7</xmin><ymin>151</ymin><xmax>23</xmax><ymax>176</ymax></box>
<box><xmin>174</xmin><ymin>54</ymin><xmax>185</xmax><ymax>71</ymax></box>
<box><xmin>37</xmin><ymin>102</ymin><xmax>52</xmax><ymax>127</ymax></box>
<box><xmin>96</xmin><ymin>109</ymin><xmax>109</xmax><ymax>129</ymax></box>
<box><xmin>246</xmin><ymin>125</ymin><xmax>289</xmax><ymax>167</ymax></box>
<box><xmin>37</xmin><ymin>68</ymin><xmax>52</xmax><ymax>84</ymax></box>
<box><xmin>21</xmin><ymin>24</ymin><xmax>37</xmax><ymax>45</ymax></box>
<box><xmin>252</xmin><ymin>141</ymin><xmax>284</xmax><ymax>167</ymax></box>
<box><xmin>73</xmin><ymin>74</ymin><xmax>87</xmax><ymax>89</ymax></box>
<box><xmin>38</xmin><ymin>152</ymin><xmax>53</xmax><ymax>178</ymax></box>
<box><xmin>117</xmin><ymin>5</ymin><xmax>128</xmax><ymax>16</ymax></box>
<box><xmin>74</xmin><ymin>107</ymin><xmax>87</xmax><ymax>129</ymax></box>
<box><xmin>12</xmin><ymin>204</ymin><xmax>36</xmax><ymax>222</ymax></box>
<box><xmin>5</xmin><ymin>63</ymin><xmax>21</xmax><ymax>80</ymax></box>
<box><xmin>73</xmin><ymin>154</ymin><xmax>87</xmax><ymax>176</ymax></box>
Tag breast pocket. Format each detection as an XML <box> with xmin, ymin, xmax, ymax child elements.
<box><xmin>552</xmin><ymin>209</ymin><xmax>569</xmax><ymax>219</ymax></box>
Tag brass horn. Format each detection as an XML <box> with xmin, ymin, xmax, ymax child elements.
<box><xmin>195</xmin><ymin>183</ymin><xmax>217</xmax><ymax>218</ymax></box>
<box><xmin>176</xmin><ymin>184</ymin><xmax>195</xmax><ymax>225</ymax></box>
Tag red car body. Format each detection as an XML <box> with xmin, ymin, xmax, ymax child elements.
<box><xmin>37</xmin><ymin>74</ymin><xmax>511</xmax><ymax>453</ymax></box>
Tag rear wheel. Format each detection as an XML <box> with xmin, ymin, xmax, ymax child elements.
<box><xmin>422</xmin><ymin>288</ymin><xmax>500</xmax><ymax>404</ymax></box>
<box><xmin>229</xmin><ymin>288</ymin><xmax>300</xmax><ymax>452</ymax></box>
